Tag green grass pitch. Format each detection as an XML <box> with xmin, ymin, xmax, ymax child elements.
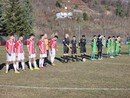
<box><xmin>0</xmin><ymin>45</ymin><xmax>130</xmax><ymax>98</ymax></box>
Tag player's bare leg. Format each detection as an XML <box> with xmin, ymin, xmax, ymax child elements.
<box><xmin>16</xmin><ymin>60</ymin><xmax>20</xmax><ymax>71</ymax></box>
<box><xmin>13</xmin><ymin>61</ymin><xmax>20</xmax><ymax>74</ymax></box>
<box><xmin>21</xmin><ymin>60</ymin><xmax>25</xmax><ymax>71</ymax></box>
<box><xmin>29</xmin><ymin>58</ymin><xmax>33</xmax><ymax>70</ymax></box>
<box><xmin>33</xmin><ymin>57</ymin><xmax>39</xmax><ymax>70</ymax></box>
<box><xmin>5</xmin><ymin>61</ymin><xmax>10</xmax><ymax>73</ymax></box>
<box><xmin>39</xmin><ymin>57</ymin><xmax>44</xmax><ymax>69</ymax></box>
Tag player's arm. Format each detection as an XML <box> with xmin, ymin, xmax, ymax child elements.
<box><xmin>49</xmin><ymin>40</ymin><xmax>53</xmax><ymax>51</ymax></box>
<box><xmin>26</xmin><ymin>40</ymin><xmax>31</xmax><ymax>55</ymax></box>
<box><xmin>56</xmin><ymin>44</ymin><xmax>58</xmax><ymax>51</ymax></box>
<box><xmin>35</xmin><ymin>44</ymin><xmax>37</xmax><ymax>54</ymax></box>
<box><xmin>38</xmin><ymin>41</ymin><xmax>43</xmax><ymax>53</ymax></box>
<box><xmin>5</xmin><ymin>42</ymin><xmax>11</xmax><ymax>55</ymax></box>
<box><xmin>15</xmin><ymin>42</ymin><xmax>19</xmax><ymax>57</ymax></box>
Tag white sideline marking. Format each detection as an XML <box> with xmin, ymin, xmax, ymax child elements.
<box><xmin>0</xmin><ymin>85</ymin><xmax>130</xmax><ymax>91</ymax></box>
<box><xmin>93</xmin><ymin>62</ymin><xmax>130</xmax><ymax>66</ymax></box>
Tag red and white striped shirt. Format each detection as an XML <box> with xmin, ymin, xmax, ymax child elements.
<box><xmin>26</xmin><ymin>39</ymin><xmax>36</xmax><ymax>54</ymax></box>
<box><xmin>6</xmin><ymin>40</ymin><xmax>15</xmax><ymax>54</ymax></box>
<box><xmin>15</xmin><ymin>40</ymin><xmax>24</xmax><ymax>53</ymax></box>
<box><xmin>49</xmin><ymin>38</ymin><xmax>57</xmax><ymax>50</ymax></box>
<box><xmin>38</xmin><ymin>40</ymin><xmax>47</xmax><ymax>54</ymax></box>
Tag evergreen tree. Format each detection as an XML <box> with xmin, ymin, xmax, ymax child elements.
<box><xmin>4</xmin><ymin>0</ymin><xmax>24</xmax><ymax>34</ymax></box>
<box><xmin>115</xmin><ymin>0</ymin><xmax>124</xmax><ymax>17</ymax></box>
<box><xmin>55</xmin><ymin>0</ymin><xmax>62</xmax><ymax>8</ymax></box>
<box><xmin>0</xmin><ymin>1</ymin><xmax>6</xmax><ymax>33</ymax></box>
<box><xmin>126</xmin><ymin>1</ymin><xmax>130</xmax><ymax>17</ymax></box>
<box><xmin>0</xmin><ymin>1</ymin><xmax>3</xmax><ymax>32</ymax></box>
<box><xmin>4</xmin><ymin>0</ymin><xmax>33</xmax><ymax>35</ymax></box>
<box><xmin>22</xmin><ymin>0</ymin><xmax>33</xmax><ymax>35</ymax></box>
<box><xmin>83</xmin><ymin>12</ymin><xmax>89</xmax><ymax>21</ymax></box>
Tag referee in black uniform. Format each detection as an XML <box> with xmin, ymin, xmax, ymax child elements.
<box><xmin>62</xmin><ymin>34</ymin><xmax>70</xmax><ymax>63</ymax></box>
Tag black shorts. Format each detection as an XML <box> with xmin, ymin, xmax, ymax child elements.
<box><xmin>72</xmin><ymin>48</ymin><xmax>77</xmax><ymax>54</ymax></box>
<box><xmin>64</xmin><ymin>46</ymin><xmax>69</xmax><ymax>54</ymax></box>
<box><xmin>80</xmin><ymin>47</ymin><xmax>86</xmax><ymax>53</ymax></box>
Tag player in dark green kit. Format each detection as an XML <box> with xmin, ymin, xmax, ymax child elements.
<box><xmin>128</xmin><ymin>37</ymin><xmax>130</xmax><ymax>55</ymax></box>
<box><xmin>115</xmin><ymin>36</ymin><xmax>121</xmax><ymax>56</ymax></box>
<box><xmin>91</xmin><ymin>35</ymin><xmax>97</xmax><ymax>60</ymax></box>
<box><xmin>106</xmin><ymin>36</ymin><xmax>111</xmax><ymax>58</ymax></box>
<box><xmin>110</xmin><ymin>36</ymin><xmax>115</xmax><ymax>58</ymax></box>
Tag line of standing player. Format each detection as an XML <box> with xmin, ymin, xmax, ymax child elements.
<box><xmin>5</xmin><ymin>33</ymin><xmax>58</xmax><ymax>73</ymax></box>
<box><xmin>5</xmin><ymin>33</ymin><xmax>130</xmax><ymax>73</ymax></box>
<box><xmin>62</xmin><ymin>34</ymin><xmax>130</xmax><ymax>62</ymax></box>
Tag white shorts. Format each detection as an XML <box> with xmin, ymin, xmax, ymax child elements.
<box><xmin>16</xmin><ymin>53</ymin><xmax>25</xmax><ymax>61</ymax></box>
<box><xmin>6</xmin><ymin>53</ymin><xmax>16</xmax><ymax>62</ymax></box>
<box><xmin>40</xmin><ymin>54</ymin><xmax>47</xmax><ymax>58</ymax></box>
<box><xmin>29</xmin><ymin>54</ymin><xmax>36</xmax><ymax>59</ymax></box>
<box><xmin>49</xmin><ymin>48</ymin><xmax>56</xmax><ymax>57</ymax></box>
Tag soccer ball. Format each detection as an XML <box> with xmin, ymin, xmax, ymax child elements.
<box><xmin>82</xmin><ymin>58</ymin><xmax>86</xmax><ymax>62</ymax></box>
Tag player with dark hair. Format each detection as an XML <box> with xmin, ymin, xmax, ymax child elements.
<box><xmin>38</xmin><ymin>34</ymin><xmax>47</xmax><ymax>69</ymax></box>
<box><xmin>71</xmin><ymin>36</ymin><xmax>78</xmax><ymax>62</ymax></box>
<box><xmin>115</xmin><ymin>36</ymin><xmax>121</xmax><ymax>56</ymax></box>
<box><xmin>97</xmin><ymin>35</ymin><xmax>103</xmax><ymax>60</ymax></box>
<box><xmin>5</xmin><ymin>33</ymin><xmax>20</xmax><ymax>73</ymax></box>
<box><xmin>106</xmin><ymin>36</ymin><xmax>111</xmax><ymax>58</ymax></box>
<box><xmin>49</xmin><ymin>35</ymin><xmax>58</xmax><ymax>66</ymax></box>
<box><xmin>27</xmin><ymin>33</ymin><xmax>39</xmax><ymax>70</ymax></box>
<box><xmin>79</xmin><ymin>35</ymin><xmax>87</xmax><ymax>61</ymax></box>
<box><xmin>91</xmin><ymin>35</ymin><xmax>97</xmax><ymax>60</ymax></box>
<box><xmin>15</xmin><ymin>33</ymin><xmax>25</xmax><ymax>71</ymax></box>
<box><xmin>110</xmin><ymin>36</ymin><xmax>115</xmax><ymax>58</ymax></box>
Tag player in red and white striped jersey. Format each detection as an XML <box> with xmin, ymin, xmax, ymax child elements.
<box><xmin>26</xmin><ymin>33</ymin><xmax>39</xmax><ymax>70</ymax></box>
<box><xmin>15</xmin><ymin>34</ymin><xmax>25</xmax><ymax>71</ymax></box>
<box><xmin>38</xmin><ymin>34</ymin><xmax>47</xmax><ymax>69</ymax></box>
<box><xmin>5</xmin><ymin>33</ymin><xmax>20</xmax><ymax>74</ymax></box>
<box><xmin>49</xmin><ymin>35</ymin><xmax>58</xmax><ymax>66</ymax></box>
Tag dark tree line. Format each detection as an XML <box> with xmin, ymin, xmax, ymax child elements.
<box><xmin>0</xmin><ymin>0</ymin><xmax>33</xmax><ymax>36</ymax></box>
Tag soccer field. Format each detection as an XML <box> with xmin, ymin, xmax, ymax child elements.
<box><xmin>0</xmin><ymin>45</ymin><xmax>130</xmax><ymax>98</ymax></box>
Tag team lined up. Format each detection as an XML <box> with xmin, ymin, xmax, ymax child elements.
<box><xmin>62</xmin><ymin>34</ymin><xmax>130</xmax><ymax>62</ymax></box>
<box><xmin>5</xmin><ymin>33</ymin><xmax>58</xmax><ymax>73</ymax></box>
<box><xmin>5</xmin><ymin>33</ymin><xmax>130</xmax><ymax>73</ymax></box>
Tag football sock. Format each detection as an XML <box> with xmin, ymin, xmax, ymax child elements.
<box><xmin>6</xmin><ymin>64</ymin><xmax>9</xmax><ymax>72</ymax></box>
<box><xmin>75</xmin><ymin>55</ymin><xmax>78</xmax><ymax>61</ymax></box>
<box><xmin>42</xmin><ymin>59</ymin><xmax>44</xmax><ymax>66</ymax></box>
<box><xmin>51</xmin><ymin>56</ymin><xmax>55</xmax><ymax>64</ymax></box>
<box><xmin>13</xmin><ymin>64</ymin><xmax>17</xmax><ymax>72</ymax></box>
<box><xmin>91</xmin><ymin>54</ymin><xmax>93</xmax><ymax>59</ymax></box>
<box><xmin>29</xmin><ymin>61</ymin><xmax>32</xmax><ymax>69</ymax></box>
<box><xmin>21</xmin><ymin>62</ymin><xmax>25</xmax><ymax>70</ymax></box>
<box><xmin>16</xmin><ymin>62</ymin><xmax>19</xmax><ymax>70</ymax></box>
<box><xmin>39</xmin><ymin>59</ymin><xmax>42</xmax><ymax>67</ymax></box>
<box><xmin>33</xmin><ymin>61</ymin><xmax>38</xmax><ymax>68</ymax></box>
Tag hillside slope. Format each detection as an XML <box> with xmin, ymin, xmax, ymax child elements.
<box><xmin>32</xmin><ymin>0</ymin><xmax>130</xmax><ymax>37</ymax></box>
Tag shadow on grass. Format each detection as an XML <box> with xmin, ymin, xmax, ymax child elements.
<box><xmin>0</xmin><ymin>63</ymin><xmax>5</xmax><ymax>70</ymax></box>
<box><xmin>55</xmin><ymin>54</ymin><xmax>92</xmax><ymax>63</ymax></box>
<box><xmin>25</xmin><ymin>58</ymin><xmax>52</xmax><ymax>68</ymax></box>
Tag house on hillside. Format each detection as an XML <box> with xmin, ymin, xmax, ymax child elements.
<box><xmin>56</xmin><ymin>0</ymin><xmax>86</xmax><ymax>19</ymax></box>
